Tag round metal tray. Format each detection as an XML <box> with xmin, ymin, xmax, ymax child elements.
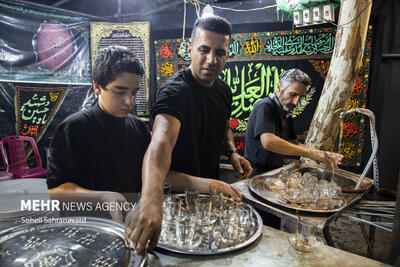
<box><xmin>0</xmin><ymin>217</ymin><xmax>127</xmax><ymax>266</ymax></box>
<box><xmin>249</xmin><ymin>177</ymin><xmax>347</xmax><ymax>213</ymax></box>
<box><xmin>156</xmin><ymin>194</ymin><xmax>263</xmax><ymax>255</ymax></box>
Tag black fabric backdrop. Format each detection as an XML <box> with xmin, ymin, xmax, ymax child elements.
<box><xmin>366</xmin><ymin>0</ymin><xmax>400</xmax><ymax>190</ymax></box>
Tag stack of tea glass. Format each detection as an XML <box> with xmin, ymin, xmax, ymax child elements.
<box><xmin>159</xmin><ymin>189</ymin><xmax>257</xmax><ymax>251</ymax></box>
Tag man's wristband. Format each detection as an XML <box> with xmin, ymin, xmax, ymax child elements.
<box><xmin>228</xmin><ymin>149</ymin><xmax>238</xmax><ymax>160</ymax></box>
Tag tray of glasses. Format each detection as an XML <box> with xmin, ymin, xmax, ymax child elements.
<box><xmin>157</xmin><ymin>193</ymin><xmax>263</xmax><ymax>255</ymax></box>
<box><xmin>0</xmin><ymin>217</ymin><xmax>130</xmax><ymax>266</ymax></box>
<box><xmin>249</xmin><ymin>167</ymin><xmax>348</xmax><ymax>213</ymax></box>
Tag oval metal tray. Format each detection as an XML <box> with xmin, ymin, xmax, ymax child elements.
<box><xmin>249</xmin><ymin>177</ymin><xmax>347</xmax><ymax>213</ymax></box>
<box><xmin>156</xmin><ymin>194</ymin><xmax>263</xmax><ymax>255</ymax></box>
<box><xmin>0</xmin><ymin>217</ymin><xmax>127</xmax><ymax>266</ymax></box>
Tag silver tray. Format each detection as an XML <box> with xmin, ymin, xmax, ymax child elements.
<box><xmin>157</xmin><ymin>194</ymin><xmax>263</xmax><ymax>255</ymax></box>
<box><xmin>249</xmin><ymin>166</ymin><xmax>348</xmax><ymax>213</ymax></box>
<box><xmin>0</xmin><ymin>217</ymin><xmax>128</xmax><ymax>266</ymax></box>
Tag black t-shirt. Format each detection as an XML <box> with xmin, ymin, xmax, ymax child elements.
<box><xmin>151</xmin><ymin>68</ymin><xmax>232</xmax><ymax>179</ymax></box>
<box><xmin>46</xmin><ymin>104</ymin><xmax>151</xmax><ymax>193</ymax></box>
<box><xmin>244</xmin><ymin>94</ymin><xmax>297</xmax><ymax>175</ymax></box>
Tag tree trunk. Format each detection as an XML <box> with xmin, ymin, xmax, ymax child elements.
<box><xmin>305</xmin><ymin>0</ymin><xmax>372</xmax><ymax>150</ymax></box>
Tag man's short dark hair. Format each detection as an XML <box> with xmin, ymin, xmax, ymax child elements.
<box><xmin>191</xmin><ymin>15</ymin><xmax>232</xmax><ymax>40</ymax></box>
<box><xmin>92</xmin><ymin>46</ymin><xmax>144</xmax><ymax>88</ymax></box>
<box><xmin>279</xmin><ymin>68</ymin><xmax>312</xmax><ymax>91</ymax></box>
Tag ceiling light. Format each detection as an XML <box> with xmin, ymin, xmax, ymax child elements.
<box><xmin>202</xmin><ymin>5</ymin><xmax>214</xmax><ymax>17</ymax></box>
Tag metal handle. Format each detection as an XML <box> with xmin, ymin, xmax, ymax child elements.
<box><xmin>339</xmin><ymin>108</ymin><xmax>378</xmax><ymax>189</ymax></box>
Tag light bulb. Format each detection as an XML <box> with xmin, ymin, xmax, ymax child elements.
<box><xmin>202</xmin><ymin>5</ymin><xmax>214</xmax><ymax>17</ymax></box>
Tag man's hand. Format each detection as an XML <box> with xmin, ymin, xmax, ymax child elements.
<box><xmin>230</xmin><ymin>153</ymin><xmax>253</xmax><ymax>179</ymax></box>
<box><xmin>100</xmin><ymin>192</ymin><xmax>130</xmax><ymax>223</ymax></box>
<box><xmin>309</xmin><ymin>149</ymin><xmax>343</xmax><ymax>168</ymax></box>
<box><xmin>208</xmin><ymin>179</ymin><xmax>241</xmax><ymax>202</ymax></box>
<box><xmin>124</xmin><ymin>194</ymin><xmax>163</xmax><ymax>255</ymax></box>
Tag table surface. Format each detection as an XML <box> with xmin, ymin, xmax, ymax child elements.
<box><xmin>151</xmin><ymin>225</ymin><xmax>387</xmax><ymax>267</ymax></box>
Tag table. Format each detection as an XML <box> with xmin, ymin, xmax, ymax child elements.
<box><xmin>151</xmin><ymin>225</ymin><xmax>386</xmax><ymax>267</ymax></box>
<box><xmin>231</xmin><ymin>163</ymin><xmax>373</xmax><ymax>247</ymax></box>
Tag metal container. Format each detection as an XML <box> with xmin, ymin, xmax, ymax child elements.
<box><xmin>0</xmin><ymin>178</ymin><xmax>56</xmax><ymax>230</ymax></box>
<box><xmin>0</xmin><ymin>217</ymin><xmax>128</xmax><ymax>266</ymax></box>
<box><xmin>157</xmin><ymin>194</ymin><xmax>263</xmax><ymax>255</ymax></box>
<box><xmin>249</xmin><ymin>163</ymin><xmax>373</xmax><ymax>213</ymax></box>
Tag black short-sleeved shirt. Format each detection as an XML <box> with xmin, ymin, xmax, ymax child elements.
<box><xmin>46</xmin><ymin>104</ymin><xmax>151</xmax><ymax>193</ymax></box>
<box><xmin>151</xmin><ymin>68</ymin><xmax>232</xmax><ymax>179</ymax></box>
<box><xmin>244</xmin><ymin>94</ymin><xmax>297</xmax><ymax>175</ymax></box>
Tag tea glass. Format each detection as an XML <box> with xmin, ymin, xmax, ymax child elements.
<box><xmin>185</xmin><ymin>190</ymin><xmax>199</xmax><ymax>214</ymax></box>
<box><xmin>175</xmin><ymin>216</ymin><xmax>202</xmax><ymax>249</ymax></box>
<box><xmin>288</xmin><ymin>218</ymin><xmax>320</xmax><ymax>252</ymax></box>
<box><xmin>195</xmin><ymin>197</ymin><xmax>217</xmax><ymax>226</ymax></box>
<box><xmin>163</xmin><ymin>196</ymin><xmax>181</xmax><ymax>223</ymax></box>
<box><xmin>220</xmin><ymin>213</ymin><xmax>240</xmax><ymax>246</ymax></box>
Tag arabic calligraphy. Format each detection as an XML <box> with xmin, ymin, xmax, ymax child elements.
<box><xmin>24</xmin><ymin>236</ymin><xmax>46</xmax><ymax>249</ymax></box>
<box><xmin>229</xmin><ymin>39</ymin><xmax>240</xmax><ymax>58</ymax></box>
<box><xmin>243</xmin><ymin>36</ymin><xmax>263</xmax><ymax>55</ymax></box>
<box><xmin>49</xmin><ymin>92</ymin><xmax>60</xmax><ymax>102</ymax></box>
<box><xmin>177</xmin><ymin>41</ymin><xmax>191</xmax><ymax>61</ymax></box>
<box><xmin>16</xmin><ymin>87</ymin><xmax>67</xmax><ymax>143</ymax></box>
<box><xmin>265</xmin><ymin>32</ymin><xmax>335</xmax><ymax>56</ymax></box>
<box><xmin>235</xmin><ymin>140</ymin><xmax>245</xmax><ymax>151</ymax></box>
<box><xmin>220</xmin><ymin>63</ymin><xmax>284</xmax><ymax>119</ymax></box>
<box><xmin>20</xmin><ymin>93</ymin><xmax>50</xmax><ymax>125</ymax></box>
<box><xmin>22</xmin><ymin>124</ymin><xmax>39</xmax><ymax>137</ymax></box>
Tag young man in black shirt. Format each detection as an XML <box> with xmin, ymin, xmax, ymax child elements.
<box><xmin>125</xmin><ymin>16</ymin><xmax>253</xmax><ymax>254</ymax></box>
<box><xmin>47</xmin><ymin>46</ymin><xmax>149</xmax><ymax>222</ymax></box>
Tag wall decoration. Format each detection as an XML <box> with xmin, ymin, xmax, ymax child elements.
<box><xmin>90</xmin><ymin>22</ymin><xmax>151</xmax><ymax>117</ymax></box>
<box><xmin>0</xmin><ymin>2</ymin><xmax>91</xmax><ymax>84</ymax></box>
<box><xmin>154</xmin><ymin>27</ymin><xmax>372</xmax><ymax>166</ymax></box>
<box><xmin>15</xmin><ymin>86</ymin><xmax>68</xmax><ymax>144</ymax></box>
<box><xmin>34</xmin><ymin>23</ymin><xmax>75</xmax><ymax>71</ymax></box>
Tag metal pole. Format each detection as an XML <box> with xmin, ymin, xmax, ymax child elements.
<box><xmin>4</xmin><ymin>0</ymin><xmax>104</xmax><ymax>20</ymax></box>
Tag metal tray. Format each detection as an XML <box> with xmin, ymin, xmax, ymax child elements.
<box><xmin>157</xmin><ymin>194</ymin><xmax>263</xmax><ymax>255</ymax></box>
<box><xmin>0</xmin><ymin>217</ymin><xmax>128</xmax><ymax>266</ymax></box>
<box><xmin>249</xmin><ymin>166</ymin><xmax>350</xmax><ymax>213</ymax></box>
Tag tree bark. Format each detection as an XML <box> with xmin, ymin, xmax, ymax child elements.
<box><xmin>305</xmin><ymin>0</ymin><xmax>372</xmax><ymax>150</ymax></box>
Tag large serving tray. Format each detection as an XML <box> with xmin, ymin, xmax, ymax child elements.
<box><xmin>249</xmin><ymin>164</ymin><xmax>373</xmax><ymax>213</ymax></box>
<box><xmin>157</xmin><ymin>194</ymin><xmax>263</xmax><ymax>255</ymax></box>
<box><xmin>0</xmin><ymin>217</ymin><xmax>127</xmax><ymax>266</ymax></box>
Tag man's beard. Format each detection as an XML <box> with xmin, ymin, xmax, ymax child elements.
<box><xmin>278</xmin><ymin>95</ymin><xmax>296</xmax><ymax>112</ymax></box>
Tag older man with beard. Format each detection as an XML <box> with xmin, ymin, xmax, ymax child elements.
<box><xmin>244</xmin><ymin>68</ymin><xmax>343</xmax><ymax>176</ymax></box>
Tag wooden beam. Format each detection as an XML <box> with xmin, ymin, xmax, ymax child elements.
<box><xmin>305</xmin><ymin>0</ymin><xmax>372</xmax><ymax>150</ymax></box>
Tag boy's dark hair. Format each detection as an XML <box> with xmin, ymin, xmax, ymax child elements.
<box><xmin>191</xmin><ymin>15</ymin><xmax>232</xmax><ymax>40</ymax></box>
<box><xmin>92</xmin><ymin>46</ymin><xmax>144</xmax><ymax>88</ymax></box>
